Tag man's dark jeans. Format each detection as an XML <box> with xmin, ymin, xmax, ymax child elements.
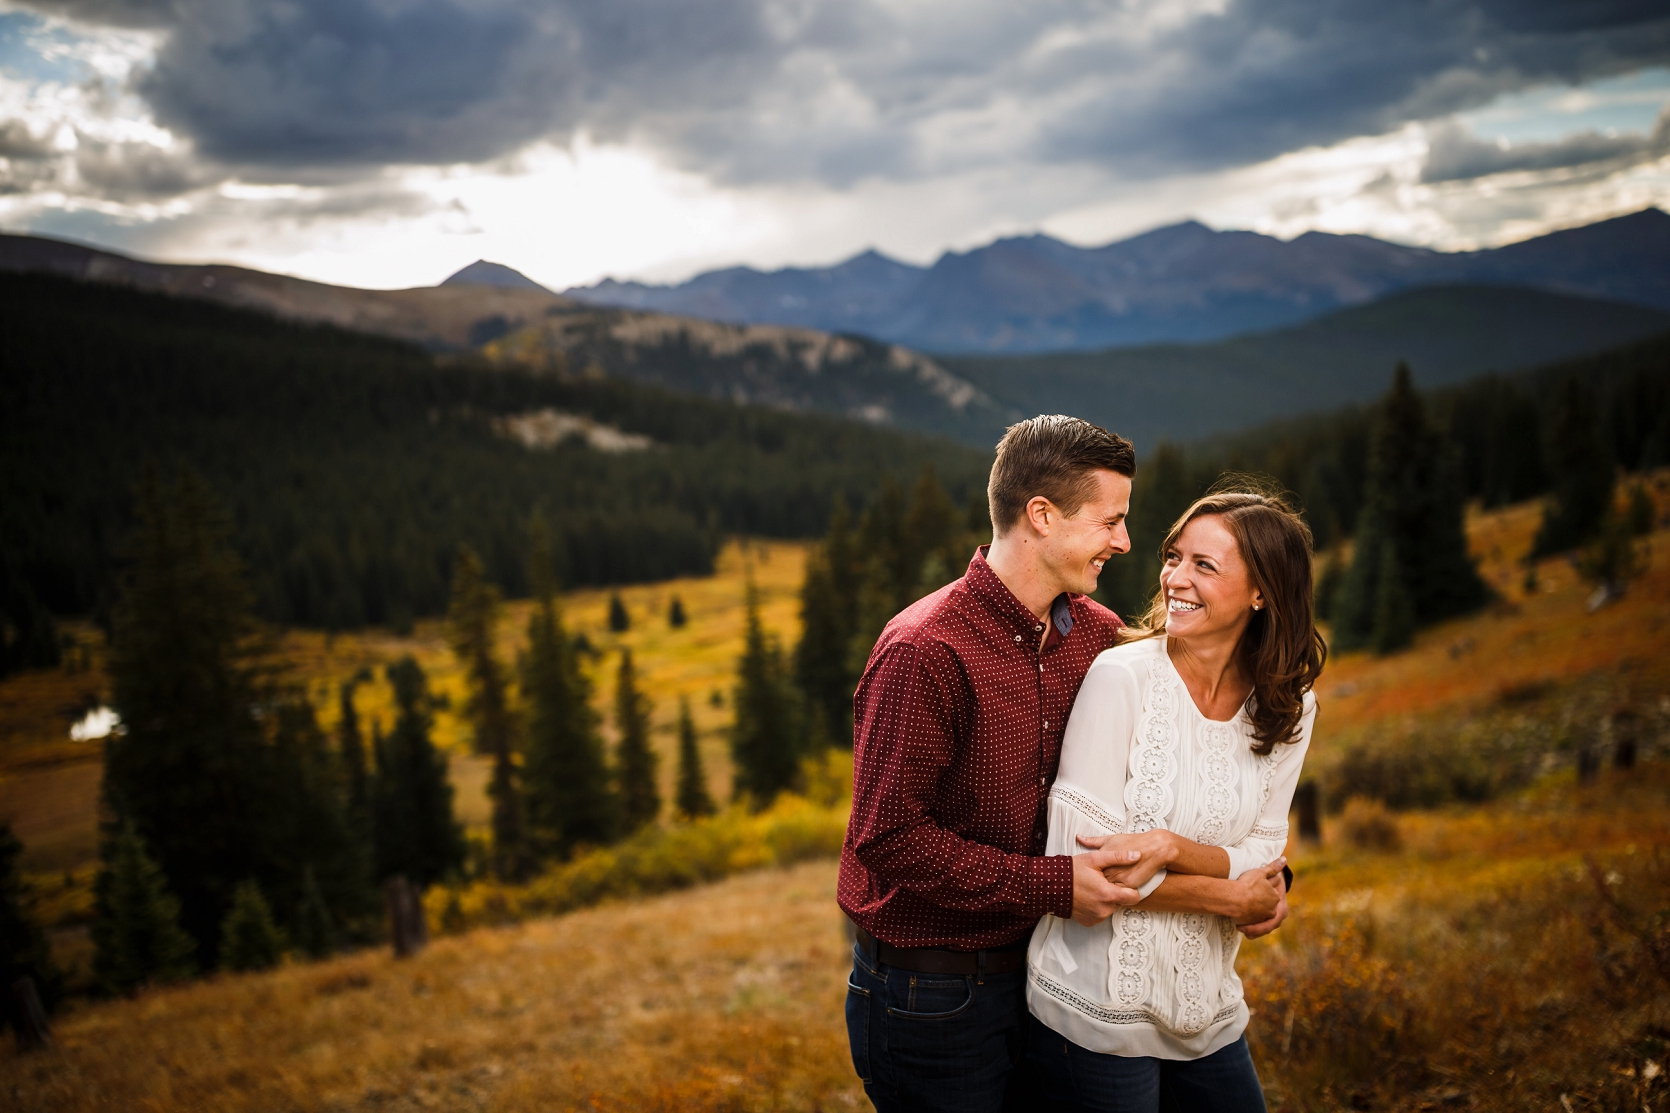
<box><xmin>1027</xmin><ymin>1015</ymin><xmax>1268</xmax><ymax>1113</ymax></box>
<box><xmin>845</xmin><ymin>942</ymin><xmax>1037</xmax><ymax>1113</ymax></box>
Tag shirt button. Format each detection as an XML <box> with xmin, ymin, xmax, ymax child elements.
<box><xmin>1035</xmin><ymin>624</ymin><xmax>1043</xmax><ymax>632</ymax></box>
<box><xmin>1013</xmin><ymin>634</ymin><xmax>1022</xmax><ymax>643</ymax></box>
<box><xmin>1038</xmin><ymin>776</ymin><xmax>1046</xmax><ymax>786</ymax></box>
<box><xmin>1043</xmin><ymin>721</ymin><xmax>1049</xmax><ymax>730</ymax></box>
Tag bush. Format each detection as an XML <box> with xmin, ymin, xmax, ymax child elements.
<box><xmin>220</xmin><ymin>881</ymin><xmax>284</xmax><ymax>973</ymax></box>
<box><xmin>423</xmin><ymin>778</ymin><xmax>851</xmax><ymax>934</ymax></box>
<box><xmin>1336</xmin><ymin>797</ymin><xmax>1402</xmax><ymax>851</ymax></box>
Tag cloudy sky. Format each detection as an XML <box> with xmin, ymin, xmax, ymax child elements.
<box><xmin>1</xmin><ymin>0</ymin><xmax>1668</xmax><ymax>291</ymax></box>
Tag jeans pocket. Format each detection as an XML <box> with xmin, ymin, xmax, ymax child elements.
<box><xmin>846</xmin><ymin>970</ymin><xmax>873</xmax><ymax>1083</ymax></box>
<box><xmin>886</xmin><ymin>973</ymin><xmax>976</xmax><ymax>1020</ymax></box>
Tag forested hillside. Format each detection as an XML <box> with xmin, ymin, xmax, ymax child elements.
<box><xmin>0</xmin><ymin>275</ymin><xmax>990</xmax><ymax>632</ymax></box>
<box><xmin>944</xmin><ymin>286</ymin><xmax>1670</xmax><ymax>449</ymax></box>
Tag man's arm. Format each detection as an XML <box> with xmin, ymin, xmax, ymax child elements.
<box><xmin>848</xmin><ymin>639</ymin><xmax>1141</xmax><ymax>921</ymax></box>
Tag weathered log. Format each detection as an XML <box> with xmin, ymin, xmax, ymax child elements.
<box><xmin>9</xmin><ymin>976</ymin><xmax>53</xmax><ymax>1052</ymax></box>
<box><xmin>384</xmin><ymin>875</ymin><xmax>428</xmax><ymax>958</ymax></box>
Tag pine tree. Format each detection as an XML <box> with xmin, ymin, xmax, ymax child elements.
<box><xmin>0</xmin><ymin>822</ymin><xmax>63</xmax><ymax>1032</ymax></box>
<box><xmin>1333</xmin><ymin>366</ymin><xmax>1488</xmax><ymax>651</ymax></box>
<box><xmin>902</xmin><ymin>466</ymin><xmax>962</xmax><ymax>599</ymax></box>
<box><xmin>732</xmin><ymin>576</ymin><xmax>805</xmax><ymax>807</ymax></box>
<box><xmin>263</xmin><ymin>698</ymin><xmax>366</xmax><ymax>951</ymax></box>
<box><xmin>674</xmin><ymin>698</ymin><xmax>716</xmax><ymax>820</ymax></box>
<box><xmin>0</xmin><ymin>556</ymin><xmax>60</xmax><ymax>679</ymax></box>
<box><xmin>337</xmin><ymin>676</ymin><xmax>370</xmax><ymax>829</ymax></box>
<box><xmin>293</xmin><ymin>865</ymin><xmax>335</xmax><ymax>960</ymax></box>
<box><xmin>521</xmin><ymin>519</ymin><xmax>615</xmax><ymax>857</ymax></box>
<box><xmin>608</xmin><ymin>593</ymin><xmax>630</xmax><ymax>632</ymax></box>
<box><xmin>219</xmin><ymin>880</ymin><xmax>283</xmax><ymax>972</ymax></box>
<box><xmin>104</xmin><ymin>469</ymin><xmax>274</xmax><ymax>962</ymax></box>
<box><xmin>372</xmin><ymin>656</ymin><xmax>466</xmax><ymax>889</ymax></box>
<box><xmin>794</xmin><ymin>498</ymin><xmax>862</xmax><ymax>748</ymax></box>
<box><xmin>1532</xmin><ymin>377</ymin><xmax>1616</xmax><ymax>557</ymax></box>
<box><xmin>447</xmin><ymin>546</ymin><xmax>526</xmax><ymax>880</ymax></box>
<box><xmin>614</xmin><ymin>648</ymin><xmax>660</xmax><ymax>831</ymax></box>
<box><xmin>91</xmin><ymin>821</ymin><xmax>196</xmax><ymax>994</ymax></box>
<box><xmin>669</xmin><ymin>596</ymin><xmax>687</xmax><ymax>628</ymax></box>
<box><xmin>1370</xmin><ymin>540</ymin><xmax>1416</xmax><ymax>654</ymax></box>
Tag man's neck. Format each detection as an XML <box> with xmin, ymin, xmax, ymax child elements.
<box><xmin>983</xmin><ymin>536</ymin><xmax>1062</xmax><ymax>621</ymax></box>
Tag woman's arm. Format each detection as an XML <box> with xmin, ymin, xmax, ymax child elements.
<box><xmin>1077</xmin><ymin>830</ymin><xmax>1230</xmax><ymax>880</ymax></box>
<box><xmin>1137</xmin><ymin>859</ymin><xmax>1287</xmax><ymax>924</ymax></box>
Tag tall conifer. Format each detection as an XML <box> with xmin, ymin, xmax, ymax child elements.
<box><xmin>0</xmin><ymin>822</ymin><xmax>63</xmax><ymax>1030</ymax></box>
<box><xmin>522</xmin><ymin>519</ymin><xmax>615</xmax><ymax>856</ymax></box>
<box><xmin>794</xmin><ymin>498</ymin><xmax>864</xmax><ymax>747</ymax></box>
<box><xmin>614</xmin><ymin>649</ymin><xmax>660</xmax><ymax>831</ymax></box>
<box><xmin>219</xmin><ymin>880</ymin><xmax>283</xmax><ymax>972</ymax></box>
<box><xmin>1333</xmin><ymin>365</ymin><xmax>1487</xmax><ymax>651</ymax></box>
<box><xmin>732</xmin><ymin>577</ymin><xmax>805</xmax><ymax>806</ymax></box>
<box><xmin>674</xmin><ymin>698</ymin><xmax>716</xmax><ymax>820</ymax></box>
<box><xmin>91</xmin><ymin>821</ymin><xmax>196</xmax><ymax>994</ymax></box>
<box><xmin>1532</xmin><ymin>377</ymin><xmax>1615</xmax><ymax>557</ymax></box>
<box><xmin>105</xmin><ymin>470</ymin><xmax>273</xmax><ymax>963</ymax></box>
<box><xmin>372</xmin><ymin>657</ymin><xmax>465</xmax><ymax>889</ymax></box>
<box><xmin>447</xmin><ymin>547</ymin><xmax>526</xmax><ymax>880</ymax></box>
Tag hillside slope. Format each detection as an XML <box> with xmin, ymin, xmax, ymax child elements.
<box><xmin>0</xmin><ymin>233</ymin><xmax>1009</xmax><ymax>442</ymax></box>
<box><xmin>943</xmin><ymin>285</ymin><xmax>1670</xmax><ymax>448</ymax></box>
<box><xmin>568</xmin><ymin>207</ymin><xmax>1670</xmax><ymax>354</ymax></box>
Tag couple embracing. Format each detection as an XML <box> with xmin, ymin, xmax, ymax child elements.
<box><xmin>839</xmin><ymin>415</ymin><xmax>1326</xmax><ymax>1112</ymax></box>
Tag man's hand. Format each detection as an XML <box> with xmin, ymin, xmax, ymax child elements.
<box><xmin>1239</xmin><ymin>866</ymin><xmax>1289</xmax><ymax>939</ymax></box>
<box><xmin>1229</xmin><ymin>858</ymin><xmax>1286</xmax><ymax>926</ymax></box>
<box><xmin>1071</xmin><ymin>848</ymin><xmax>1143</xmax><ymax>925</ymax></box>
<box><xmin>1075</xmin><ymin>831</ymin><xmax>1175</xmax><ymax>891</ymax></box>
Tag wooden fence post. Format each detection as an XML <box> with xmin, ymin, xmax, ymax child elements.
<box><xmin>1612</xmin><ymin>709</ymin><xmax>1639</xmax><ymax>771</ymax></box>
<box><xmin>1294</xmin><ymin>782</ymin><xmax>1321</xmax><ymax>845</ymax></box>
<box><xmin>385</xmin><ymin>875</ymin><xmax>428</xmax><ymax>958</ymax></box>
<box><xmin>9</xmin><ymin>976</ymin><xmax>53</xmax><ymax>1052</ymax></box>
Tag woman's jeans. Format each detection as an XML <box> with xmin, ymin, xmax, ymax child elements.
<box><xmin>1026</xmin><ymin>1015</ymin><xmax>1268</xmax><ymax>1113</ymax></box>
<box><xmin>845</xmin><ymin>942</ymin><xmax>1038</xmax><ymax>1113</ymax></box>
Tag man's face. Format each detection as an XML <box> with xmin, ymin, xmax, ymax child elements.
<box><xmin>1040</xmin><ymin>469</ymin><xmax>1132</xmax><ymax>596</ymax></box>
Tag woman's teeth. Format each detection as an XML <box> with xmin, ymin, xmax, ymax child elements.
<box><xmin>1168</xmin><ymin>599</ymin><xmax>1201</xmax><ymax>613</ymax></box>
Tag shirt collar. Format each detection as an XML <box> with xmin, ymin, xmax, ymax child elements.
<box><xmin>966</xmin><ymin>546</ymin><xmax>1078</xmax><ymax>641</ymax></box>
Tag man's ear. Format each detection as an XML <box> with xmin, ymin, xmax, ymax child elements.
<box><xmin>1025</xmin><ymin>496</ymin><xmax>1055</xmax><ymax>537</ymax></box>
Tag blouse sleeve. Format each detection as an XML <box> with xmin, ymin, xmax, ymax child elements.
<box><xmin>1045</xmin><ymin>651</ymin><xmax>1170</xmax><ymax>896</ymax></box>
<box><xmin>1222</xmin><ymin>691</ymin><xmax>1317</xmax><ymax>880</ymax></box>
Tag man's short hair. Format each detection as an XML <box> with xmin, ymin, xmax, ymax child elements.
<box><xmin>987</xmin><ymin>415</ymin><xmax>1136</xmax><ymax>537</ymax></box>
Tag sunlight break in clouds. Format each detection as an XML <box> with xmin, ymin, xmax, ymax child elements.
<box><xmin>0</xmin><ymin>2</ymin><xmax>1668</xmax><ymax>288</ymax></box>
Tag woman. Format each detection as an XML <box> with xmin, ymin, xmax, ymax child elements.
<box><xmin>1026</xmin><ymin>488</ymin><xmax>1326</xmax><ymax>1112</ymax></box>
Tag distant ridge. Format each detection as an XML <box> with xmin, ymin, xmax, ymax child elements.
<box><xmin>566</xmin><ymin>208</ymin><xmax>1670</xmax><ymax>354</ymax></box>
<box><xmin>442</xmin><ymin>259</ymin><xmax>554</xmax><ymax>295</ymax></box>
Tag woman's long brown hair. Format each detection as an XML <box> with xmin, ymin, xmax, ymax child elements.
<box><xmin>1125</xmin><ymin>484</ymin><xmax>1326</xmax><ymax>754</ymax></box>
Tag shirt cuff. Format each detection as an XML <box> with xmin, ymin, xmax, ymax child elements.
<box><xmin>1031</xmin><ymin>854</ymin><xmax>1076</xmax><ymax>920</ymax></box>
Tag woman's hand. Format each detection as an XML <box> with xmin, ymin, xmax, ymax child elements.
<box><xmin>1229</xmin><ymin>858</ymin><xmax>1287</xmax><ymax>925</ymax></box>
<box><xmin>1075</xmin><ymin>830</ymin><xmax>1177</xmax><ymax>890</ymax></box>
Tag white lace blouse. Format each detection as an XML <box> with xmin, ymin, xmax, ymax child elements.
<box><xmin>1026</xmin><ymin>637</ymin><xmax>1315</xmax><ymax>1060</ymax></box>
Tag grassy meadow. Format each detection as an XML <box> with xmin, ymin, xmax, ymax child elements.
<box><xmin>2</xmin><ymin>481</ymin><xmax>1669</xmax><ymax>1110</ymax></box>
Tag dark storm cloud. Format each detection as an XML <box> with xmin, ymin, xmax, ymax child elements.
<box><xmin>1423</xmin><ymin>111</ymin><xmax>1670</xmax><ymax>182</ymax></box>
<box><xmin>19</xmin><ymin>0</ymin><xmax>1670</xmax><ymax>185</ymax></box>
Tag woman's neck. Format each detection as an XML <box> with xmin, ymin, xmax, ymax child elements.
<box><xmin>1167</xmin><ymin>628</ymin><xmax>1252</xmax><ymax>718</ymax></box>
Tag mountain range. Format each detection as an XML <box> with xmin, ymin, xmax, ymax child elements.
<box><xmin>7</xmin><ymin>227</ymin><xmax>1669</xmax><ymax>453</ymax></box>
<box><xmin>562</xmin><ymin>208</ymin><xmax>1670</xmax><ymax>354</ymax></box>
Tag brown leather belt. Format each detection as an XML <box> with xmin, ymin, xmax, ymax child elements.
<box><xmin>854</xmin><ymin>925</ymin><xmax>1029</xmax><ymax>976</ymax></box>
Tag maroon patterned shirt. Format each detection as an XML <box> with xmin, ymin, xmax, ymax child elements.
<box><xmin>837</xmin><ymin>547</ymin><xmax>1125</xmax><ymax>950</ymax></box>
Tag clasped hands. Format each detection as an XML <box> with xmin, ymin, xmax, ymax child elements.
<box><xmin>1069</xmin><ymin>830</ymin><xmax>1288</xmax><ymax>938</ymax></box>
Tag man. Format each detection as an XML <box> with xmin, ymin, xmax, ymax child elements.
<box><xmin>838</xmin><ymin>415</ymin><xmax>1288</xmax><ymax>1111</ymax></box>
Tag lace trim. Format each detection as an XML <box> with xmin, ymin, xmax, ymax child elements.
<box><xmin>1050</xmin><ymin>783</ymin><xmax>1122</xmax><ymax>834</ymax></box>
<box><xmin>1124</xmin><ymin>656</ymin><xmax>1179</xmax><ymax>834</ymax></box>
<box><xmin>1171</xmin><ymin>912</ymin><xmax>1214</xmax><ymax>1034</ymax></box>
<box><xmin>1249</xmin><ymin>823</ymin><xmax>1289</xmax><ymax>841</ymax></box>
<box><xmin>1193</xmin><ymin>720</ymin><xmax>1238</xmax><ymax>845</ymax></box>
<box><xmin>1110</xmin><ymin>907</ymin><xmax>1157</xmax><ymax>1007</ymax></box>
<box><xmin>1031</xmin><ymin>968</ymin><xmax>1240</xmax><ymax>1035</ymax></box>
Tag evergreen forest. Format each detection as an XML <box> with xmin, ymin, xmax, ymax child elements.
<box><xmin>0</xmin><ymin>274</ymin><xmax>991</xmax><ymax>638</ymax></box>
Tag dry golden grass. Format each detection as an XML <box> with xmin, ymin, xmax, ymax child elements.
<box><xmin>0</xmin><ymin>538</ymin><xmax>808</xmax><ymax>873</ymax></box>
<box><xmin>1</xmin><ymin>859</ymin><xmax>864</xmax><ymax>1112</ymax></box>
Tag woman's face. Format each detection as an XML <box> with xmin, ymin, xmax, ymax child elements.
<box><xmin>1159</xmin><ymin>514</ymin><xmax>1263</xmax><ymax>643</ymax></box>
